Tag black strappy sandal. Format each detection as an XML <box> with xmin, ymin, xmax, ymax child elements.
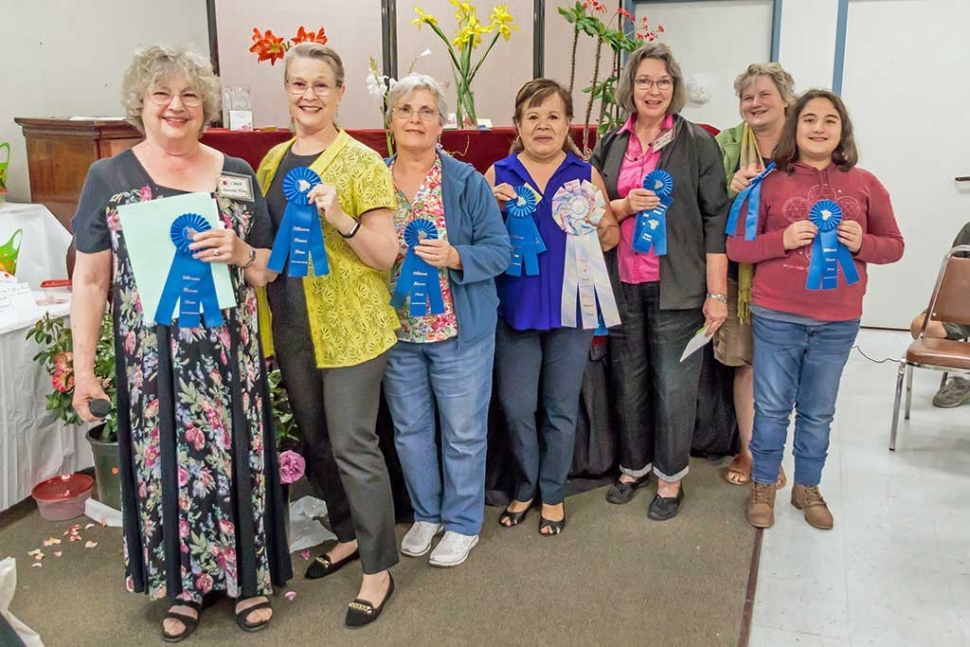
<box><xmin>161</xmin><ymin>600</ymin><xmax>202</xmax><ymax>643</ymax></box>
<box><xmin>345</xmin><ymin>574</ymin><xmax>395</xmax><ymax>629</ymax></box>
<box><xmin>235</xmin><ymin>597</ymin><xmax>272</xmax><ymax>633</ymax></box>
<box><xmin>499</xmin><ymin>500</ymin><xmax>533</xmax><ymax>528</ymax></box>
<box><xmin>539</xmin><ymin>515</ymin><xmax>566</xmax><ymax>537</ymax></box>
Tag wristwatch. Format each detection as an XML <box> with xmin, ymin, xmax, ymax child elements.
<box><xmin>706</xmin><ymin>292</ymin><xmax>727</xmax><ymax>303</ymax></box>
<box><xmin>239</xmin><ymin>245</ymin><xmax>257</xmax><ymax>270</ymax></box>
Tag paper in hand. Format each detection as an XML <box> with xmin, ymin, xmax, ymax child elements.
<box><xmin>679</xmin><ymin>324</ymin><xmax>714</xmax><ymax>362</ymax></box>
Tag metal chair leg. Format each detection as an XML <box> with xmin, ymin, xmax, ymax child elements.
<box><xmin>890</xmin><ymin>361</ymin><xmax>906</xmax><ymax>451</ymax></box>
<box><xmin>904</xmin><ymin>364</ymin><xmax>914</xmax><ymax>420</ymax></box>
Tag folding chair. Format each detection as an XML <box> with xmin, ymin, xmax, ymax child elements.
<box><xmin>890</xmin><ymin>245</ymin><xmax>970</xmax><ymax>450</ymax></box>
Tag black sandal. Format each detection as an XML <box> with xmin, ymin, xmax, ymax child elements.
<box><xmin>539</xmin><ymin>515</ymin><xmax>566</xmax><ymax>537</ymax></box>
<box><xmin>345</xmin><ymin>574</ymin><xmax>395</xmax><ymax>628</ymax></box>
<box><xmin>162</xmin><ymin>600</ymin><xmax>202</xmax><ymax>643</ymax></box>
<box><xmin>498</xmin><ymin>500</ymin><xmax>533</xmax><ymax>528</ymax></box>
<box><xmin>235</xmin><ymin>597</ymin><xmax>272</xmax><ymax>633</ymax></box>
<box><xmin>305</xmin><ymin>548</ymin><xmax>360</xmax><ymax>580</ymax></box>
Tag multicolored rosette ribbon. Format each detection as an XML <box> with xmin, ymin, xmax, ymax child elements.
<box><xmin>268</xmin><ymin>167</ymin><xmax>329</xmax><ymax>277</ymax></box>
<box><xmin>390</xmin><ymin>219</ymin><xmax>446</xmax><ymax>317</ymax></box>
<box><xmin>726</xmin><ymin>162</ymin><xmax>776</xmax><ymax>240</ymax></box>
<box><xmin>552</xmin><ymin>179</ymin><xmax>620</xmax><ymax>330</ymax></box>
<box><xmin>806</xmin><ymin>199</ymin><xmax>860</xmax><ymax>290</ymax></box>
<box><xmin>632</xmin><ymin>170</ymin><xmax>674</xmax><ymax>255</ymax></box>
<box><xmin>504</xmin><ymin>184</ymin><xmax>546</xmax><ymax>276</ymax></box>
<box><xmin>155</xmin><ymin>213</ymin><xmax>223</xmax><ymax>328</ymax></box>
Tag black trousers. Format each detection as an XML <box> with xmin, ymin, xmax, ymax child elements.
<box><xmin>609</xmin><ymin>281</ymin><xmax>704</xmax><ymax>481</ymax></box>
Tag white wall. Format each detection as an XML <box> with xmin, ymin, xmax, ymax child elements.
<box><xmin>776</xmin><ymin>0</ymin><xmax>839</xmax><ymax>92</ymax></box>
<box><xmin>637</xmin><ymin>1</ymin><xmax>773</xmax><ymax>129</ymax></box>
<box><xmin>0</xmin><ymin>0</ymin><xmax>210</xmax><ymax>202</ymax></box>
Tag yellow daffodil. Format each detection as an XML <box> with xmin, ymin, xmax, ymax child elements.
<box><xmin>449</xmin><ymin>0</ymin><xmax>474</xmax><ymax>22</ymax></box>
<box><xmin>489</xmin><ymin>4</ymin><xmax>518</xmax><ymax>41</ymax></box>
<box><xmin>411</xmin><ymin>7</ymin><xmax>437</xmax><ymax>29</ymax></box>
<box><xmin>453</xmin><ymin>14</ymin><xmax>489</xmax><ymax>50</ymax></box>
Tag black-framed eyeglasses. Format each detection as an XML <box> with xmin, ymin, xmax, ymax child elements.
<box><xmin>635</xmin><ymin>77</ymin><xmax>673</xmax><ymax>91</ymax></box>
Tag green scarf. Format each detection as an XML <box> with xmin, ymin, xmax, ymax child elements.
<box><xmin>736</xmin><ymin>124</ymin><xmax>764</xmax><ymax>325</ymax></box>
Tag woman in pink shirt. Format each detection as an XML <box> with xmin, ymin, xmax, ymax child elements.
<box><xmin>727</xmin><ymin>89</ymin><xmax>904</xmax><ymax>531</ymax></box>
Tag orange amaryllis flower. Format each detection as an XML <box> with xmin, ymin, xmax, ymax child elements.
<box><xmin>249</xmin><ymin>28</ymin><xmax>286</xmax><ymax>65</ymax></box>
<box><xmin>292</xmin><ymin>25</ymin><xmax>328</xmax><ymax>46</ymax></box>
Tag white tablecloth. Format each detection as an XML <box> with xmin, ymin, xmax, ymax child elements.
<box><xmin>0</xmin><ymin>202</ymin><xmax>71</xmax><ymax>288</ymax></box>
<box><xmin>0</xmin><ymin>300</ymin><xmax>93</xmax><ymax>513</ymax></box>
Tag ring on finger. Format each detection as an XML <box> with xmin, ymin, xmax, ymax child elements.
<box><xmin>211</xmin><ymin>249</ymin><xmax>220</xmax><ymax>257</ymax></box>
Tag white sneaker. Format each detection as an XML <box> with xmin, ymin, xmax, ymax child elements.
<box><xmin>429</xmin><ymin>531</ymin><xmax>479</xmax><ymax>567</ymax></box>
<box><xmin>400</xmin><ymin>521</ymin><xmax>443</xmax><ymax>557</ymax></box>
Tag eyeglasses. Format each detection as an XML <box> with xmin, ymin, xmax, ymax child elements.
<box><xmin>287</xmin><ymin>81</ymin><xmax>335</xmax><ymax>97</ymax></box>
<box><xmin>392</xmin><ymin>106</ymin><xmax>439</xmax><ymax>122</ymax></box>
<box><xmin>635</xmin><ymin>77</ymin><xmax>673</xmax><ymax>92</ymax></box>
<box><xmin>148</xmin><ymin>90</ymin><xmax>203</xmax><ymax>107</ymax></box>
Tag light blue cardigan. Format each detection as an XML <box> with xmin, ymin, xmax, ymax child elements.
<box><xmin>385</xmin><ymin>150</ymin><xmax>512</xmax><ymax>346</ymax></box>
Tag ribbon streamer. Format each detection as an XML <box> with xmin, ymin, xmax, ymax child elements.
<box><xmin>504</xmin><ymin>185</ymin><xmax>546</xmax><ymax>276</ymax></box>
<box><xmin>806</xmin><ymin>200</ymin><xmax>861</xmax><ymax>290</ymax></box>
<box><xmin>553</xmin><ymin>179</ymin><xmax>621</xmax><ymax>329</ymax></box>
<box><xmin>390</xmin><ymin>219</ymin><xmax>446</xmax><ymax>316</ymax></box>
<box><xmin>633</xmin><ymin>170</ymin><xmax>673</xmax><ymax>255</ymax></box>
<box><xmin>156</xmin><ymin>213</ymin><xmax>223</xmax><ymax>328</ymax></box>
<box><xmin>267</xmin><ymin>167</ymin><xmax>329</xmax><ymax>277</ymax></box>
<box><xmin>726</xmin><ymin>162</ymin><xmax>776</xmax><ymax>240</ymax></box>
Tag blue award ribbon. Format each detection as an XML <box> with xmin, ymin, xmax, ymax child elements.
<box><xmin>632</xmin><ymin>170</ymin><xmax>673</xmax><ymax>255</ymax></box>
<box><xmin>504</xmin><ymin>185</ymin><xmax>546</xmax><ymax>276</ymax></box>
<box><xmin>267</xmin><ymin>167</ymin><xmax>329</xmax><ymax>277</ymax></box>
<box><xmin>390</xmin><ymin>219</ymin><xmax>446</xmax><ymax>317</ymax></box>
<box><xmin>806</xmin><ymin>200</ymin><xmax>861</xmax><ymax>291</ymax></box>
<box><xmin>726</xmin><ymin>162</ymin><xmax>776</xmax><ymax>240</ymax></box>
<box><xmin>155</xmin><ymin>213</ymin><xmax>223</xmax><ymax>328</ymax></box>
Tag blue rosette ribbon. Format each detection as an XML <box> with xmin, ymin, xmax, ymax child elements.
<box><xmin>390</xmin><ymin>219</ymin><xmax>446</xmax><ymax>317</ymax></box>
<box><xmin>633</xmin><ymin>170</ymin><xmax>674</xmax><ymax>255</ymax></box>
<box><xmin>726</xmin><ymin>162</ymin><xmax>776</xmax><ymax>240</ymax></box>
<box><xmin>155</xmin><ymin>213</ymin><xmax>223</xmax><ymax>328</ymax></box>
<box><xmin>504</xmin><ymin>185</ymin><xmax>546</xmax><ymax>276</ymax></box>
<box><xmin>267</xmin><ymin>167</ymin><xmax>329</xmax><ymax>277</ymax></box>
<box><xmin>806</xmin><ymin>200</ymin><xmax>861</xmax><ymax>290</ymax></box>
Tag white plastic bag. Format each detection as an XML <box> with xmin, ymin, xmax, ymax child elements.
<box><xmin>288</xmin><ymin>496</ymin><xmax>336</xmax><ymax>553</ymax></box>
<box><xmin>0</xmin><ymin>558</ymin><xmax>44</xmax><ymax>647</ymax></box>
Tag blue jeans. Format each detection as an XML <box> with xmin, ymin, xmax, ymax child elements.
<box><xmin>751</xmin><ymin>314</ymin><xmax>860</xmax><ymax>486</ymax></box>
<box><xmin>494</xmin><ymin>320</ymin><xmax>595</xmax><ymax>505</ymax></box>
<box><xmin>383</xmin><ymin>335</ymin><xmax>494</xmax><ymax>536</ymax></box>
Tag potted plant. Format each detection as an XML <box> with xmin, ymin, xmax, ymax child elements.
<box><xmin>26</xmin><ymin>312</ymin><xmax>120</xmax><ymax>510</ymax></box>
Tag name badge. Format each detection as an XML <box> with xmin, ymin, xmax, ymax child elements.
<box><xmin>652</xmin><ymin>129</ymin><xmax>674</xmax><ymax>152</ymax></box>
<box><xmin>217</xmin><ymin>174</ymin><xmax>255</xmax><ymax>201</ymax></box>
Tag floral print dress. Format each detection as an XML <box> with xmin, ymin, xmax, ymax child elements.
<box><xmin>72</xmin><ymin>149</ymin><xmax>292</xmax><ymax>603</ymax></box>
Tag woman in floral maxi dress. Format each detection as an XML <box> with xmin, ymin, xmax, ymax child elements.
<box><xmin>70</xmin><ymin>46</ymin><xmax>291</xmax><ymax>642</ymax></box>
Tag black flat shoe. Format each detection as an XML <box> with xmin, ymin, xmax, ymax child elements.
<box><xmin>345</xmin><ymin>574</ymin><xmax>395</xmax><ymax>629</ymax></box>
<box><xmin>606</xmin><ymin>474</ymin><xmax>650</xmax><ymax>504</ymax></box>
<box><xmin>235</xmin><ymin>597</ymin><xmax>272</xmax><ymax>633</ymax></box>
<box><xmin>647</xmin><ymin>485</ymin><xmax>685</xmax><ymax>521</ymax></box>
<box><xmin>162</xmin><ymin>600</ymin><xmax>202</xmax><ymax>643</ymax></box>
<box><xmin>305</xmin><ymin>548</ymin><xmax>360</xmax><ymax>580</ymax></box>
<box><xmin>538</xmin><ymin>515</ymin><xmax>566</xmax><ymax>537</ymax></box>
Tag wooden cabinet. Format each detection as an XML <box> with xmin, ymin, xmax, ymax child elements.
<box><xmin>14</xmin><ymin>118</ymin><xmax>142</xmax><ymax>232</ymax></box>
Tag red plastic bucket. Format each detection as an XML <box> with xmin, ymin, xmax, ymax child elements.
<box><xmin>31</xmin><ymin>474</ymin><xmax>94</xmax><ymax>521</ymax></box>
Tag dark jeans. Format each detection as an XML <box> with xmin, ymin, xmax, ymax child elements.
<box><xmin>495</xmin><ymin>319</ymin><xmax>595</xmax><ymax>505</ymax></box>
<box><xmin>610</xmin><ymin>281</ymin><xmax>705</xmax><ymax>481</ymax></box>
<box><xmin>276</xmin><ymin>340</ymin><xmax>399</xmax><ymax>574</ymax></box>
<box><xmin>751</xmin><ymin>314</ymin><xmax>859</xmax><ymax>486</ymax></box>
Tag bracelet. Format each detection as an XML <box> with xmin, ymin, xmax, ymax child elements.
<box><xmin>706</xmin><ymin>292</ymin><xmax>728</xmax><ymax>303</ymax></box>
<box><xmin>239</xmin><ymin>245</ymin><xmax>257</xmax><ymax>270</ymax></box>
<box><xmin>340</xmin><ymin>219</ymin><xmax>362</xmax><ymax>239</ymax></box>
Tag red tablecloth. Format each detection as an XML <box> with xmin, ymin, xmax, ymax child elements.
<box><xmin>201</xmin><ymin>126</ymin><xmax>600</xmax><ymax>175</ymax></box>
<box><xmin>201</xmin><ymin>124</ymin><xmax>718</xmax><ymax>176</ymax></box>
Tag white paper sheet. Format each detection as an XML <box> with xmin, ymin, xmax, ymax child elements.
<box><xmin>679</xmin><ymin>324</ymin><xmax>714</xmax><ymax>362</ymax></box>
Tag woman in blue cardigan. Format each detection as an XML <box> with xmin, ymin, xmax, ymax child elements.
<box><xmin>382</xmin><ymin>74</ymin><xmax>511</xmax><ymax>568</ymax></box>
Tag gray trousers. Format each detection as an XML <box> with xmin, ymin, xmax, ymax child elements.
<box><xmin>280</xmin><ymin>349</ymin><xmax>399</xmax><ymax>574</ymax></box>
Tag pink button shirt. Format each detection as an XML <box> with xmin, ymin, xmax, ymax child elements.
<box><xmin>616</xmin><ymin>113</ymin><xmax>674</xmax><ymax>284</ymax></box>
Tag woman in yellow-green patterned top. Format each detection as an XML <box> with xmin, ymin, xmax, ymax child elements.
<box><xmin>255</xmin><ymin>43</ymin><xmax>399</xmax><ymax>628</ymax></box>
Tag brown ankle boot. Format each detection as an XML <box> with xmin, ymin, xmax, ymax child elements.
<box><xmin>746</xmin><ymin>483</ymin><xmax>776</xmax><ymax>528</ymax></box>
<box><xmin>791</xmin><ymin>484</ymin><xmax>833</xmax><ymax>529</ymax></box>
